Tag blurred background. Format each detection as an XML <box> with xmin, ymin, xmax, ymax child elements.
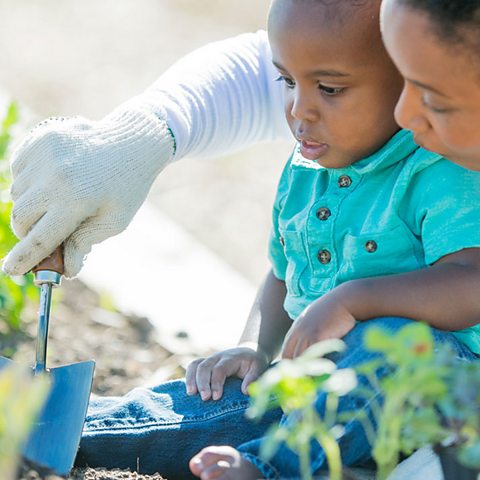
<box><xmin>0</xmin><ymin>0</ymin><xmax>292</xmax><ymax>285</ymax></box>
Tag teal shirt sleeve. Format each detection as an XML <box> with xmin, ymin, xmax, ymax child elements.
<box><xmin>411</xmin><ymin>159</ymin><xmax>480</xmax><ymax>265</ymax></box>
<box><xmin>268</xmin><ymin>156</ymin><xmax>294</xmax><ymax>281</ymax></box>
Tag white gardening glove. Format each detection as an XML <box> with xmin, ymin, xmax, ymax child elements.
<box><xmin>3</xmin><ymin>103</ymin><xmax>175</xmax><ymax>278</ymax></box>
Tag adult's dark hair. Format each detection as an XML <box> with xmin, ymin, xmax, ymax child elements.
<box><xmin>399</xmin><ymin>0</ymin><xmax>480</xmax><ymax>48</ymax></box>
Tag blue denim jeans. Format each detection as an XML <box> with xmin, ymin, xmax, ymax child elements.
<box><xmin>77</xmin><ymin>317</ymin><xmax>477</xmax><ymax>479</ymax></box>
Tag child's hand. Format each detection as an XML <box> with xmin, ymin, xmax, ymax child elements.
<box><xmin>281</xmin><ymin>292</ymin><xmax>356</xmax><ymax>359</ymax></box>
<box><xmin>185</xmin><ymin>346</ymin><xmax>270</xmax><ymax>401</ymax></box>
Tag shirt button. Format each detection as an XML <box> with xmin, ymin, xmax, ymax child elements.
<box><xmin>279</xmin><ymin>236</ymin><xmax>285</xmax><ymax>247</ymax></box>
<box><xmin>365</xmin><ymin>240</ymin><xmax>377</xmax><ymax>253</ymax></box>
<box><xmin>317</xmin><ymin>249</ymin><xmax>332</xmax><ymax>264</ymax></box>
<box><xmin>316</xmin><ymin>207</ymin><xmax>331</xmax><ymax>221</ymax></box>
<box><xmin>338</xmin><ymin>175</ymin><xmax>352</xmax><ymax>188</ymax></box>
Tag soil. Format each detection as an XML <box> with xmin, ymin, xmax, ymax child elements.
<box><xmin>3</xmin><ymin>278</ymin><xmax>194</xmax><ymax>480</ymax></box>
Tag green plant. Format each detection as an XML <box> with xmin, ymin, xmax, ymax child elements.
<box><xmin>358</xmin><ymin>322</ymin><xmax>480</xmax><ymax>479</ymax></box>
<box><xmin>0</xmin><ymin>363</ymin><xmax>50</xmax><ymax>480</ymax></box>
<box><xmin>247</xmin><ymin>340</ymin><xmax>357</xmax><ymax>480</ymax></box>
<box><xmin>435</xmin><ymin>354</ymin><xmax>480</xmax><ymax>470</ymax></box>
<box><xmin>357</xmin><ymin>323</ymin><xmax>451</xmax><ymax>479</ymax></box>
<box><xmin>0</xmin><ymin>102</ymin><xmax>37</xmax><ymax>339</ymax></box>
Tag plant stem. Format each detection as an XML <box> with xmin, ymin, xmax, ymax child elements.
<box><xmin>312</xmin><ymin>406</ymin><xmax>342</xmax><ymax>480</ymax></box>
<box><xmin>299</xmin><ymin>438</ymin><xmax>313</xmax><ymax>480</ymax></box>
<box><xmin>325</xmin><ymin>393</ymin><xmax>339</xmax><ymax>429</ymax></box>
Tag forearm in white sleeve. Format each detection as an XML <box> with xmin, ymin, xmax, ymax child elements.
<box><xmin>4</xmin><ymin>30</ymin><xmax>289</xmax><ymax>278</ymax></box>
<box><xmin>137</xmin><ymin>30</ymin><xmax>290</xmax><ymax>159</ymax></box>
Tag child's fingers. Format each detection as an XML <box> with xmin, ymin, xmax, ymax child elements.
<box><xmin>241</xmin><ymin>367</ymin><xmax>261</xmax><ymax>395</ymax></box>
<box><xmin>209</xmin><ymin>356</ymin><xmax>246</xmax><ymax>400</ymax></box>
<box><xmin>199</xmin><ymin>462</ymin><xmax>230</xmax><ymax>480</ymax></box>
<box><xmin>293</xmin><ymin>337</ymin><xmax>310</xmax><ymax>358</ymax></box>
<box><xmin>185</xmin><ymin>358</ymin><xmax>203</xmax><ymax>395</ymax></box>
<box><xmin>189</xmin><ymin>447</ymin><xmax>236</xmax><ymax>480</ymax></box>
<box><xmin>281</xmin><ymin>336</ymin><xmax>295</xmax><ymax>359</ymax></box>
<box><xmin>210</xmin><ymin>366</ymin><xmax>228</xmax><ymax>401</ymax></box>
<box><xmin>187</xmin><ymin>350</ymin><xmax>261</xmax><ymax>400</ymax></box>
<box><xmin>196</xmin><ymin>358</ymin><xmax>218</xmax><ymax>401</ymax></box>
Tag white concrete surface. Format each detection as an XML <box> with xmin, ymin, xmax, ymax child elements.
<box><xmin>388</xmin><ymin>446</ymin><xmax>444</xmax><ymax>480</ymax></box>
<box><xmin>79</xmin><ymin>202</ymin><xmax>256</xmax><ymax>353</ymax></box>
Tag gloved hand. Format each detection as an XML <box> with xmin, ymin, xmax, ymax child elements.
<box><xmin>3</xmin><ymin>104</ymin><xmax>175</xmax><ymax>278</ymax></box>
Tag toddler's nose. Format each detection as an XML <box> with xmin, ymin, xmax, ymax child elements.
<box><xmin>290</xmin><ymin>89</ymin><xmax>320</xmax><ymax>123</ymax></box>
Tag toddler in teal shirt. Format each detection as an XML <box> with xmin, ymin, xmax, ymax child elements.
<box><xmin>271</xmin><ymin>132</ymin><xmax>480</xmax><ymax>356</ymax></box>
<box><xmin>81</xmin><ymin>0</ymin><xmax>480</xmax><ymax>479</ymax></box>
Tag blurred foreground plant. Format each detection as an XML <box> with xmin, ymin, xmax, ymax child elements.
<box><xmin>0</xmin><ymin>363</ymin><xmax>50</xmax><ymax>480</ymax></box>
<box><xmin>247</xmin><ymin>340</ymin><xmax>357</xmax><ymax>480</ymax></box>
<box><xmin>358</xmin><ymin>322</ymin><xmax>480</xmax><ymax>480</ymax></box>
<box><xmin>357</xmin><ymin>323</ymin><xmax>450</xmax><ymax>479</ymax></box>
<box><xmin>0</xmin><ymin>102</ymin><xmax>37</xmax><ymax>339</ymax></box>
<box><xmin>439</xmin><ymin>358</ymin><xmax>480</xmax><ymax>471</ymax></box>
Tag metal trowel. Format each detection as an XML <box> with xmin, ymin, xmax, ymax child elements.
<box><xmin>0</xmin><ymin>247</ymin><xmax>95</xmax><ymax>476</ymax></box>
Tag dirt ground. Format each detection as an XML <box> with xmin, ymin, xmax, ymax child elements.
<box><xmin>18</xmin><ymin>461</ymin><xmax>166</xmax><ymax>480</ymax></box>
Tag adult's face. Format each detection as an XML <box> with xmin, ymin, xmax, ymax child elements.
<box><xmin>381</xmin><ymin>0</ymin><xmax>480</xmax><ymax>171</ymax></box>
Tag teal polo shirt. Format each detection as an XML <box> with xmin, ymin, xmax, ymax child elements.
<box><xmin>269</xmin><ymin>129</ymin><xmax>480</xmax><ymax>354</ymax></box>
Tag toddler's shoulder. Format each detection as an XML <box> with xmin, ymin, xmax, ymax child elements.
<box><xmin>405</xmin><ymin>150</ymin><xmax>480</xmax><ymax>193</ymax></box>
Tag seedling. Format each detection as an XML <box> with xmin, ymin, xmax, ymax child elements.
<box><xmin>247</xmin><ymin>340</ymin><xmax>357</xmax><ymax>480</ymax></box>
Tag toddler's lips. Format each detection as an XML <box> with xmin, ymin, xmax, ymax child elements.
<box><xmin>300</xmin><ymin>140</ymin><xmax>329</xmax><ymax>160</ymax></box>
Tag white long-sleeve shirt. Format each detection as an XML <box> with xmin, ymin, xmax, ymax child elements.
<box><xmin>137</xmin><ymin>30</ymin><xmax>291</xmax><ymax>159</ymax></box>
<box><xmin>3</xmin><ymin>30</ymin><xmax>291</xmax><ymax>278</ymax></box>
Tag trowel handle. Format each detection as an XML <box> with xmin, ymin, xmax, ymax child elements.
<box><xmin>32</xmin><ymin>246</ymin><xmax>64</xmax><ymax>275</ymax></box>
<box><xmin>32</xmin><ymin>246</ymin><xmax>64</xmax><ymax>287</ymax></box>
<box><xmin>33</xmin><ymin>246</ymin><xmax>64</xmax><ymax>375</ymax></box>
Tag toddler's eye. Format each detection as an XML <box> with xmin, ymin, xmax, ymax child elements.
<box><xmin>319</xmin><ymin>85</ymin><xmax>344</xmax><ymax>96</ymax></box>
<box><xmin>275</xmin><ymin>75</ymin><xmax>295</xmax><ymax>89</ymax></box>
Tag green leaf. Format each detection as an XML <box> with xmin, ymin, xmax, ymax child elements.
<box><xmin>300</xmin><ymin>339</ymin><xmax>345</xmax><ymax>359</ymax></box>
<box><xmin>0</xmin><ymin>364</ymin><xmax>50</xmax><ymax>478</ymax></box>
<box><xmin>459</xmin><ymin>441</ymin><xmax>480</xmax><ymax>469</ymax></box>
<box><xmin>0</xmin><ymin>102</ymin><xmax>36</xmax><ymax>337</ymax></box>
<box><xmin>323</xmin><ymin>369</ymin><xmax>358</xmax><ymax>396</ymax></box>
<box><xmin>1</xmin><ymin>102</ymin><xmax>19</xmax><ymax>133</ymax></box>
<box><xmin>259</xmin><ymin>424</ymin><xmax>289</xmax><ymax>461</ymax></box>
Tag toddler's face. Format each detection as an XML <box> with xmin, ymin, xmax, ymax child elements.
<box><xmin>268</xmin><ymin>0</ymin><xmax>403</xmax><ymax>168</ymax></box>
<box><xmin>382</xmin><ymin>0</ymin><xmax>480</xmax><ymax>171</ymax></box>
